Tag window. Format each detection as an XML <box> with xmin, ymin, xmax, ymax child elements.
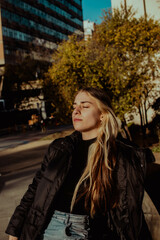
<box><xmin>2</xmin><ymin>9</ymin><xmax>81</xmax><ymax>37</ymax></box>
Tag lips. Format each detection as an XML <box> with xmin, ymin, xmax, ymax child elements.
<box><xmin>73</xmin><ymin>118</ymin><xmax>82</xmax><ymax>122</ymax></box>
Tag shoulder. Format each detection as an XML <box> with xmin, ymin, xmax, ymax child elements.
<box><xmin>116</xmin><ymin>140</ymin><xmax>155</xmax><ymax>177</ymax></box>
<box><xmin>41</xmin><ymin>131</ymin><xmax>81</xmax><ymax>167</ymax></box>
<box><xmin>116</xmin><ymin>139</ymin><xmax>155</xmax><ymax>163</ymax></box>
<box><xmin>47</xmin><ymin>130</ymin><xmax>81</xmax><ymax>155</ymax></box>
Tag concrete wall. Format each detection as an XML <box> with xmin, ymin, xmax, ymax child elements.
<box><xmin>111</xmin><ymin>0</ymin><xmax>160</xmax><ymax>20</ymax></box>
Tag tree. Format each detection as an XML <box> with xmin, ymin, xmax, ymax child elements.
<box><xmin>43</xmin><ymin>35</ymin><xmax>98</xmax><ymax>123</ymax></box>
<box><xmin>94</xmin><ymin>6</ymin><xmax>160</xmax><ymax>124</ymax></box>
<box><xmin>44</xmin><ymin>5</ymin><xmax>160</xmax><ymax>126</ymax></box>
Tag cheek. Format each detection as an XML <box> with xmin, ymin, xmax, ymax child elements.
<box><xmin>87</xmin><ymin>110</ymin><xmax>101</xmax><ymax>124</ymax></box>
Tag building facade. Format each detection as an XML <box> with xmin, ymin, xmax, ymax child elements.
<box><xmin>0</xmin><ymin>0</ymin><xmax>83</xmax><ymax>128</ymax></box>
<box><xmin>83</xmin><ymin>20</ymin><xmax>95</xmax><ymax>40</ymax></box>
<box><xmin>0</xmin><ymin>0</ymin><xmax>83</xmax><ymax>64</ymax></box>
<box><xmin>111</xmin><ymin>0</ymin><xmax>160</xmax><ymax>21</ymax></box>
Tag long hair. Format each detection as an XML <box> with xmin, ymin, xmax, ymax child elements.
<box><xmin>70</xmin><ymin>87</ymin><xmax>119</xmax><ymax>217</ymax></box>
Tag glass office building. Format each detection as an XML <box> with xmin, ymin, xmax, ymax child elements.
<box><xmin>0</xmin><ymin>0</ymin><xmax>83</xmax><ymax>123</ymax></box>
<box><xmin>0</xmin><ymin>0</ymin><xmax>83</xmax><ymax>63</ymax></box>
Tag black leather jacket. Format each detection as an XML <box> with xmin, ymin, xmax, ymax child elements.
<box><xmin>6</xmin><ymin>131</ymin><xmax>158</xmax><ymax>240</ymax></box>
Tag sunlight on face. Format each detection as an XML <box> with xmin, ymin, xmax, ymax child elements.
<box><xmin>72</xmin><ymin>91</ymin><xmax>102</xmax><ymax>140</ymax></box>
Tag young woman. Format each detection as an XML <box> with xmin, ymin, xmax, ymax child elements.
<box><xmin>6</xmin><ymin>87</ymin><xmax>160</xmax><ymax>240</ymax></box>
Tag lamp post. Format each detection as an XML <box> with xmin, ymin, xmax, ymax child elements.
<box><xmin>143</xmin><ymin>0</ymin><xmax>147</xmax><ymax>20</ymax></box>
<box><xmin>123</xmin><ymin>0</ymin><xmax>147</xmax><ymax>19</ymax></box>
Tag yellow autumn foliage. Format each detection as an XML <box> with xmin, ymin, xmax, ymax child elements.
<box><xmin>43</xmin><ymin>5</ymin><xmax>160</xmax><ymax>124</ymax></box>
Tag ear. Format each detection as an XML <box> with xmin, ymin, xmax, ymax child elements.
<box><xmin>100</xmin><ymin>113</ymin><xmax>104</xmax><ymax>121</ymax></box>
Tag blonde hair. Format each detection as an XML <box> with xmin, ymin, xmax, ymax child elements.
<box><xmin>70</xmin><ymin>87</ymin><xmax>119</xmax><ymax>217</ymax></box>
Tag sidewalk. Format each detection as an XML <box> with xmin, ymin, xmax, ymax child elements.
<box><xmin>0</xmin><ymin>133</ymin><xmax>160</xmax><ymax>240</ymax></box>
<box><xmin>0</xmin><ymin>127</ymin><xmax>74</xmax><ymax>239</ymax></box>
<box><xmin>0</xmin><ymin>124</ymin><xmax>73</xmax><ymax>152</ymax></box>
<box><xmin>0</xmin><ymin>168</ymin><xmax>36</xmax><ymax>239</ymax></box>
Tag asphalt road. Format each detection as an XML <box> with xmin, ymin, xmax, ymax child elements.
<box><xmin>0</xmin><ymin>126</ymin><xmax>74</xmax><ymax>239</ymax></box>
<box><xmin>0</xmin><ymin>125</ymin><xmax>73</xmax><ymax>176</ymax></box>
<box><xmin>0</xmin><ymin>144</ymin><xmax>48</xmax><ymax>175</ymax></box>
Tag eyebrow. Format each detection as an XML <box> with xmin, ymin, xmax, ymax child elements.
<box><xmin>73</xmin><ymin>101</ymin><xmax>93</xmax><ymax>105</ymax></box>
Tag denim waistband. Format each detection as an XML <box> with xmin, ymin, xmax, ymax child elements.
<box><xmin>53</xmin><ymin>210</ymin><xmax>89</xmax><ymax>225</ymax></box>
<box><xmin>51</xmin><ymin>210</ymin><xmax>90</xmax><ymax>239</ymax></box>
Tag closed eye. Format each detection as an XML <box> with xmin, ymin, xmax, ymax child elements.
<box><xmin>72</xmin><ymin>104</ymin><xmax>90</xmax><ymax>109</ymax></box>
<box><xmin>83</xmin><ymin>106</ymin><xmax>89</xmax><ymax>108</ymax></box>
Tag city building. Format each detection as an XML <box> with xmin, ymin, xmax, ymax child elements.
<box><xmin>0</xmin><ymin>0</ymin><xmax>83</xmax><ymax>64</ymax></box>
<box><xmin>111</xmin><ymin>0</ymin><xmax>160</xmax><ymax>20</ymax></box>
<box><xmin>83</xmin><ymin>20</ymin><xmax>95</xmax><ymax>40</ymax></box>
<box><xmin>0</xmin><ymin>0</ymin><xmax>83</xmax><ymax>127</ymax></box>
<box><xmin>0</xmin><ymin>9</ymin><xmax>4</xmax><ymax>66</ymax></box>
<box><xmin>0</xmin><ymin>8</ymin><xmax>5</xmax><ymax>99</ymax></box>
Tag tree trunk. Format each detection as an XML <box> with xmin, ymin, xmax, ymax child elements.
<box><xmin>139</xmin><ymin>105</ymin><xmax>143</xmax><ymax>129</ymax></box>
<box><xmin>144</xmin><ymin>100</ymin><xmax>149</xmax><ymax>128</ymax></box>
<box><xmin>122</xmin><ymin>118</ymin><xmax>132</xmax><ymax>141</ymax></box>
<box><xmin>139</xmin><ymin>104</ymin><xmax>146</xmax><ymax>137</ymax></box>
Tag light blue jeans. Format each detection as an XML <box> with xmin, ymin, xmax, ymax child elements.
<box><xmin>43</xmin><ymin>210</ymin><xmax>90</xmax><ymax>240</ymax></box>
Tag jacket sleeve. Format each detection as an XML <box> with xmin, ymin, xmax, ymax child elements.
<box><xmin>5</xmin><ymin>139</ymin><xmax>60</xmax><ymax>237</ymax></box>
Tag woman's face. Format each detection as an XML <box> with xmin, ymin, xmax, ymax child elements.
<box><xmin>72</xmin><ymin>91</ymin><xmax>102</xmax><ymax>140</ymax></box>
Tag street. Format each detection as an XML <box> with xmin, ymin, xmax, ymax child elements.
<box><xmin>0</xmin><ymin>125</ymin><xmax>73</xmax><ymax>174</ymax></box>
<box><xmin>0</xmin><ymin>168</ymin><xmax>37</xmax><ymax>240</ymax></box>
<box><xmin>0</xmin><ymin>125</ymin><xmax>73</xmax><ymax>152</ymax></box>
<box><xmin>0</xmin><ymin>126</ymin><xmax>74</xmax><ymax>240</ymax></box>
<box><xmin>0</xmin><ymin>144</ymin><xmax>49</xmax><ymax>175</ymax></box>
<box><xmin>0</xmin><ymin>127</ymin><xmax>160</xmax><ymax>240</ymax></box>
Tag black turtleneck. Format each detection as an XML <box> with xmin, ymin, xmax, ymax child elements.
<box><xmin>53</xmin><ymin>137</ymin><xmax>96</xmax><ymax>214</ymax></box>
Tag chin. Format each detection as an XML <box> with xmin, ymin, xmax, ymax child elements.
<box><xmin>73</xmin><ymin>125</ymin><xmax>84</xmax><ymax>132</ymax></box>
<box><xmin>73</xmin><ymin>127</ymin><xmax>82</xmax><ymax>132</ymax></box>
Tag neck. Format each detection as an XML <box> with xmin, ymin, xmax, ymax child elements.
<box><xmin>82</xmin><ymin>131</ymin><xmax>98</xmax><ymax>140</ymax></box>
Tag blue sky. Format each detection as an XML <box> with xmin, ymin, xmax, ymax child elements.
<box><xmin>82</xmin><ymin>0</ymin><xmax>112</xmax><ymax>24</ymax></box>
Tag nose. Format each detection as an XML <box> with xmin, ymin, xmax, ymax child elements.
<box><xmin>73</xmin><ymin>105</ymin><xmax>81</xmax><ymax>115</ymax></box>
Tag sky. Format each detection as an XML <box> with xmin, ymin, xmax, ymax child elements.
<box><xmin>82</xmin><ymin>0</ymin><xmax>112</xmax><ymax>24</ymax></box>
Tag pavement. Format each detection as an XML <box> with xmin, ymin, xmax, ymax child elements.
<box><xmin>0</xmin><ymin>125</ymin><xmax>73</xmax><ymax>152</ymax></box>
<box><xmin>0</xmin><ymin>125</ymin><xmax>74</xmax><ymax>239</ymax></box>
<box><xmin>0</xmin><ymin>129</ymin><xmax>160</xmax><ymax>240</ymax></box>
